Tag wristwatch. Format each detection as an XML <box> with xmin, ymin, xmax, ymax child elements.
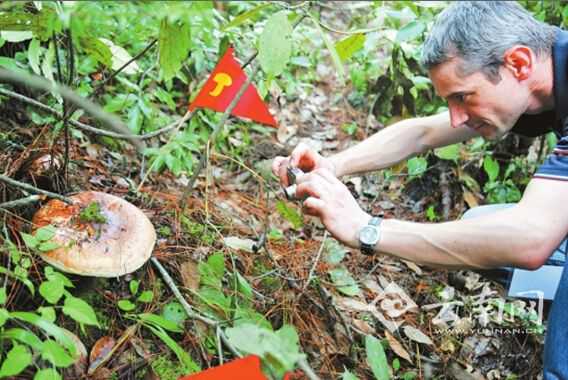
<box><xmin>359</xmin><ymin>216</ymin><xmax>383</xmax><ymax>255</ymax></box>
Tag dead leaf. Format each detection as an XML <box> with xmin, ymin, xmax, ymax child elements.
<box><xmin>352</xmin><ymin>319</ymin><xmax>375</xmax><ymax>335</ymax></box>
<box><xmin>402</xmin><ymin>260</ymin><xmax>423</xmax><ymax>275</ymax></box>
<box><xmin>88</xmin><ymin>336</ymin><xmax>116</xmax><ymax>375</ymax></box>
<box><xmin>385</xmin><ymin>330</ymin><xmax>412</xmax><ymax>363</ymax></box>
<box><xmin>402</xmin><ymin>325</ymin><xmax>434</xmax><ymax>346</ymax></box>
<box><xmin>335</xmin><ymin>297</ymin><xmax>372</xmax><ymax>312</ymax></box>
<box><xmin>277</xmin><ymin>124</ymin><xmax>298</xmax><ymax>143</ymax></box>
<box><xmin>463</xmin><ymin>190</ymin><xmax>479</xmax><ymax>208</ymax></box>
<box><xmin>224</xmin><ymin>236</ymin><xmax>256</xmax><ymax>253</ymax></box>
<box><xmin>180</xmin><ymin>260</ymin><xmax>200</xmax><ymax>292</ymax></box>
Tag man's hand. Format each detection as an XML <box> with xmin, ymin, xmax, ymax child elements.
<box><xmin>295</xmin><ymin>168</ymin><xmax>371</xmax><ymax>248</ymax></box>
<box><xmin>272</xmin><ymin>143</ymin><xmax>337</xmax><ymax>186</ymax></box>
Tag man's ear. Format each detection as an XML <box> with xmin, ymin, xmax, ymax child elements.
<box><xmin>503</xmin><ymin>45</ymin><xmax>534</xmax><ymax>80</ymax></box>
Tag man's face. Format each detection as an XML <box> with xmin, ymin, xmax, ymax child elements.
<box><xmin>429</xmin><ymin>58</ymin><xmax>530</xmax><ymax>139</ymax></box>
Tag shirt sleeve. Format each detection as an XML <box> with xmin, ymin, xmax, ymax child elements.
<box><xmin>534</xmin><ymin>136</ymin><xmax>568</xmax><ymax>181</ymax></box>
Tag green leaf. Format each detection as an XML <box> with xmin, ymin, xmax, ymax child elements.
<box><xmin>335</xmin><ymin>33</ymin><xmax>366</xmax><ymax>62</ymax></box>
<box><xmin>225</xmin><ymin>324</ymin><xmax>304</xmax><ymax>379</ymax></box>
<box><xmin>81</xmin><ymin>37</ymin><xmax>112</xmax><ymax>67</ymax></box>
<box><xmin>396</xmin><ymin>21</ymin><xmax>426</xmax><ymax>43</ymax></box>
<box><xmin>28</xmin><ymin>38</ymin><xmax>42</xmax><ymax>75</ymax></box>
<box><xmin>21</xmin><ymin>232</ymin><xmax>38</xmax><ymax>249</ymax></box>
<box><xmin>41</xmin><ymin>339</ymin><xmax>76</xmax><ymax>368</ymax></box>
<box><xmin>329</xmin><ymin>267</ymin><xmax>360</xmax><ymax>296</ymax></box>
<box><xmin>434</xmin><ymin>144</ymin><xmax>460</xmax><ymax>161</ymax></box>
<box><xmin>34</xmin><ymin>369</ymin><xmax>62</xmax><ymax>380</ymax></box>
<box><xmin>366</xmin><ymin>335</ymin><xmax>390</xmax><ymax>380</ymax></box>
<box><xmin>0</xmin><ymin>308</ymin><xmax>8</xmax><ymax>327</ymax></box>
<box><xmin>483</xmin><ymin>156</ymin><xmax>499</xmax><ymax>182</ymax></box>
<box><xmin>1</xmin><ymin>328</ymin><xmax>42</xmax><ymax>347</ymax></box>
<box><xmin>233</xmin><ymin>306</ymin><xmax>272</xmax><ymax>330</ymax></box>
<box><xmin>138</xmin><ymin>313</ymin><xmax>183</xmax><ymax>333</ymax></box>
<box><xmin>223</xmin><ymin>3</ymin><xmax>271</xmax><ymax>31</ymax></box>
<box><xmin>129</xmin><ymin>280</ymin><xmax>140</xmax><ymax>296</ymax></box>
<box><xmin>0</xmin><ymin>287</ymin><xmax>6</xmax><ymax>305</ymax></box>
<box><xmin>342</xmin><ymin>370</ymin><xmax>360</xmax><ymax>380</ymax></box>
<box><xmin>324</xmin><ymin>239</ymin><xmax>347</xmax><ymax>265</ymax></box>
<box><xmin>45</xmin><ymin>268</ymin><xmax>73</xmax><ymax>288</ymax></box>
<box><xmin>198</xmin><ymin>252</ymin><xmax>225</xmax><ymax>288</ymax></box>
<box><xmin>235</xmin><ymin>272</ymin><xmax>253</xmax><ymax>300</ymax></box>
<box><xmin>1</xmin><ymin>31</ymin><xmax>32</xmax><ymax>42</ymax></box>
<box><xmin>311</xmin><ymin>15</ymin><xmax>345</xmax><ymax>84</ymax></box>
<box><xmin>145</xmin><ymin>324</ymin><xmax>200</xmax><ymax>373</ymax></box>
<box><xmin>159</xmin><ymin>18</ymin><xmax>191</xmax><ymax>82</ymax></box>
<box><xmin>163</xmin><ymin>302</ymin><xmax>188</xmax><ymax>326</ymax></box>
<box><xmin>35</xmin><ymin>225</ymin><xmax>56</xmax><ymax>242</ymax></box>
<box><xmin>38</xmin><ymin>241</ymin><xmax>60</xmax><ymax>252</ymax></box>
<box><xmin>9</xmin><ymin>312</ymin><xmax>76</xmax><ymax>353</ymax></box>
<box><xmin>38</xmin><ymin>306</ymin><xmax>56</xmax><ymax>323</ymax></box>
<box><xmin>276</xmin><ymin>200</ymin><xmax>303</xmax><ymax>230</ymax></box>
<box><xmin>41</xmin><ymin>40</ymin><xmax>55</xmax><ymax>83</ymax></box>
<box><xmin>406</xmin><ymin>157</ymin><xmax>427</xmax><ymax>177</ymax></box>
<box><xmin>0</xmin><ymin>266</ymin><xmax>35</xmax><ymax>295</ymax></box>
<box><xmin>118</xmin><ymin>299</ymin><xmax>136</xmax><ymax>312</ymax></box>
<box><xmin>62</xmin><ymin>296</ymin><xmax>100</xmax><ymax>326</ymax></box>
<box><xmin>0</xmin><ymin>344</ymin><xmax>32</xmax><ymax>377</ymax></box>
<box><xmin>39</xmin><ymin>279</ymin><xmax>64</xmax><ymax>304</ymax></box>
<box><xmin>137</xmin><ymin>290</ymin><xmax>153</xmax><ymax>303</ymax></box>
<box><xmin>259</xmin><ymin>11</ymin><xmax>292</xmax><ymax>77</ymax></box>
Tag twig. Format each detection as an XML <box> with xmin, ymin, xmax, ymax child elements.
<box><xmin>305</xmin><ymin>11</ymin><xmax>383</xmax><ymax>35</ymax></box>
<box><xmin>302</xmin><ymin>231</ymin><xmax>329</xmax><ymax>292</ymax></box>
<box><xmin>150</xmin><ymin>257</ymin><xmax>217</xmax><ymax>326</ymax></box>
<box><xmin>150</xmin><ymin>256</ymin><xmax>243</xmax><ymax>358</ymax></box>
<box><xmin>0</xmin><ymin>174</ymin><xmax>72</xmax><ymax>204</ymax></box>
<box><xmin>0</xmin><ymin>88</ymin><xmax>186</xmax><ymax>140</ymax></box>
<box><xmin>0</xmin><ymin>195</ymin><xmax>41</xmax><ymax>210</ymax></box>
<box><xmin>439</xmin><ymin>166</ymin><xmax>451</xmax><ymax>220</ymax></box>
<box><xmin>298</xmin><ymin>358</ymin><xmax>322</xmax><ymax>380</ymax></box>
<box><xmin>91</xmin><ymin>39</ymin><xmax>158</xmax><ymax>98</ymax></box>
<box><xmin>0</xmin><ymin>68</ymin><xmax>145</xmax><ymax>153</ymax></box>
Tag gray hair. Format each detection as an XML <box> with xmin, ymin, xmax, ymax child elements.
<box><xmin>420</xmin><ymin>1</ymin><xmax>557</xmax><ymax>83</ymax></box>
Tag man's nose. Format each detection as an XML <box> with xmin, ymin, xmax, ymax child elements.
<box><xmin>449</xmin><ymin>104</ymin><xmax>469</xmax><ymax>128</ymax></box>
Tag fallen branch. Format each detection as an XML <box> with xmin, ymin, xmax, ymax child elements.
<box><xmin>0</xmin><ymin>88</ymin><xmax>187</xmax><ymax>140</ymax></box>
<box><xmin>0</xmin><ymin>195</ymin><xmax>41</xmax><ymax>210</ymax></box>
<box><xmin>302</xmin><ymin>231</ymin><xmax>329</xmax><ymax>292</ymax></box>
<box><xmin>0</xmin><ymin>68</ymin><xmax>145</xmax><ymax>153</ymax></box>
<box><xmin>0</xmin><ymin>174</ymin><xmax>73</xmax><ymax>204</ymax></box>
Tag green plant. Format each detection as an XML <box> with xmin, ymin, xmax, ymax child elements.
<box><xmin>482</xmin><ymin>156</ymin><xmax>522</xmax><ymax>204</ymax></box>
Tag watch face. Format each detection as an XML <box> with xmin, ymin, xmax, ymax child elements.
<box><xmin>360</xmin><ymin>226</ymin><xmax>379</xmax><ymax>244</ymax></box>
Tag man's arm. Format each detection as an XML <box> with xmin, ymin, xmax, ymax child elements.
<box><xmin>377</xmin><ymin>178</ymin><xmax>568</xmax><ymax>269</ymax></box>
<box><xmin>296</xmin><ymin>171</ymin><xmax>567</xmax><ymax>270</ymax></box>
<box><xmin>330</xmin><ymin>111</ymin><xmax>479</xmax><ymax>177</ymax></box>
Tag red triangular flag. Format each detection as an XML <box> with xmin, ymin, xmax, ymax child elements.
<box><xmin>179</xmin><ymin>355</ymin><xmax>268</xmax><ymax>380</ymax></box>
<box><xmin>189</xmin><ymin>47</ymin><xmax>277</xmax><ymax>127</ymax></box>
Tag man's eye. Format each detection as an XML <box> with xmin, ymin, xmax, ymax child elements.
<box><xmin>456</xmin><ymin>94</ymin><xmax>466</xmax><ymax>102</ymax></box>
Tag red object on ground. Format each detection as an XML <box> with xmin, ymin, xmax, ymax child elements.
<box><xmin>189</xmin><ymin>47</ymin><xmax>277</xmax><ymax>127</ymax></box>
<box><xmin>179</xmin><ymin>355</ymin><xmax>276</xmax><ymax>380</ymax></box>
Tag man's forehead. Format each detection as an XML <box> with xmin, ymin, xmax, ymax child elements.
<box><xmin>429</xmin><ymin>58</ymin><xmax>472</xmax><ymax>97</ymax></box>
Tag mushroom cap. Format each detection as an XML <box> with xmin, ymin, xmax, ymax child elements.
<box><xmin>32</xmin><ymin>191</ymin><xmax>156</xmax><ymax>277</ymax></box>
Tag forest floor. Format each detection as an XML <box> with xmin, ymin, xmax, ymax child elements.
<box><xmin>1</xmin><ymin>40</ymin><xmax>546</xmax><ymax>380</ymax></box>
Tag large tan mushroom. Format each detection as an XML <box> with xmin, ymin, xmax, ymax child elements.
<box><xmin>32</xmin><ymin>191</ymin><xmax>156</xmax><ymax>277</ymax></box>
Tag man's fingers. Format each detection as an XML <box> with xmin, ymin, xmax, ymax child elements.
<box><xmin>303</xmin><ymin>196</ymin><xmax>325</xmax><ymax>217</ymax></box>
<box><xmin>296</xmin><ymin>180</ymin><xmax>325</xmax><ymax>200</ymax></box>
<box><xmin>272</xmin><ymin>157</ymin><xmax>286</xmax><ymax>176</ymax></box>
<box><xmin>290</xmin><ymin>143</ymin><xmax>317</xmax><ymax>172</ymax></box>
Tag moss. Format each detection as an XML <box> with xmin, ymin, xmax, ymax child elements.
<box><xmin>151</xmin><ymin>355</ymin><xmax>187</xmax><ymax>380</ymax></box>
<box><xmin>79</xmin><ymin>202</ymin><xmax>107</xmax><ymax>224</ymax></box>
